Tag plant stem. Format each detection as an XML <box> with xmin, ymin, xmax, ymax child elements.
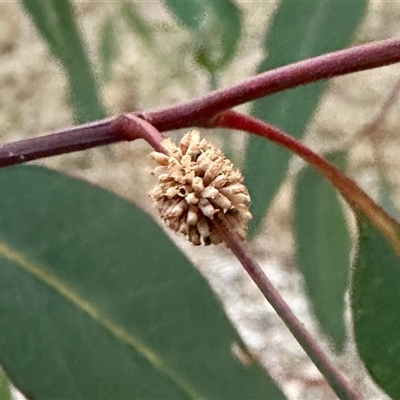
<box><xmin>212</xmin><ymin>110</ymin><xmax>400</xmax><ymax>256</ymax></box>
<box><xmin>0</xmin><ymin>117</ymin><xmax>116</xmax><ymax>167</ymax></box>
<box><xmin>0</xmin><ymin>114</ymin><xmax>167</xmax><ymax>167</ymax></box>
<box><xmin>0</xmin><ymin>38</ymin><xmax>400</xmax><ymax>166</ymax></box>
<box><xmin>216</xmin><ymin>221</ymin><xmax>362</xmax><ymax>400</ymax></box>
<box><xmin>145</xmin><ymin>37</ymin><xmax>400</xmax><ymax>131</ymax></box>
<box><xmin>114</xmin><ymin>114</ymin><xmax>168</xmax><ymax>154</ymax></box>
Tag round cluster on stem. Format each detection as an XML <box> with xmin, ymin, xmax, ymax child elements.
<box><xmin>150</xmin><ymin>130</ymin><xmax>252</xmax><ymax>245</ymax></box>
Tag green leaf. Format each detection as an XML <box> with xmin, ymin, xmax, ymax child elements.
<box><xmin>352</xmin><ymin>217</ymin><xmax>400</xmax><ymax>398</ymax></box>
<box><xmin>244</xmin><ymin>0</ymin><xmax>367</xmax><ymax>234</ymax></box>
<box><xmin>165</xmin><ymin>0</ymin><xmax>204</xmax><ymax>31</ymax></box>
<box><xmin>295</xmin><ymin>156</ymin><xmax>351</xmax><ymax>351</ymax></box>
<box><xmin>165</xmin><ymin>0</ymin><xmax>241</xmax><ymax>72</ymax></box>
<box><xmin>0</xmin><ymin>166</ymin><xmax>285</xmax><ymax>400</ymax></box>
<box><xmin>20</xmin><ymin>0</ymin><xmax>105</xmax><ymax>123</ymax></box>
<box><xmin>0</xmin><ymin>369</ymin><xmax>12</xmax><ymax>400</ymax></box>
<box><xmin>99</xmin><ymin>18</ymin><xmax>118</xmax><ymax>82</ymax></box>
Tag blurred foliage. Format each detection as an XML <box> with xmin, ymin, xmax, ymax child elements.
<box><xmin>294</xmin><ymin>154</ymin><xmax>350</xmax><ymax>352</ymax></box>
<box><xmin>99</xmin><ymin>18</ymin><xmax>118</xmax><ymax>83</ymax></box>
<box><xmin>121</xmin><ymin>3</ymin><xmax>154</xmax><ymax>45</ymax></box>
<box><xmin>352</xmin><ymin>217</ymin><xmax>400</xmax><ymax>398</ymax></box>
<box><xmin>20</xmin><ymin>0</ymin><xmax>105</xmax><ymax>123</ymax></box>
<box><xmin>244</xmin><ymin>0</ymin><xmax>368</xmax><ymax>235</ymax></box>
<box><xmin>165</xmin><ymin>0</ymin><xmax>241</xmax><ymax>81</ymax></box>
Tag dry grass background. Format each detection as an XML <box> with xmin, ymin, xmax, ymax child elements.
<box><xmin>1</xmin><ymin>1</ymin><xmax>400</xmax><ymax>399</ymax></box>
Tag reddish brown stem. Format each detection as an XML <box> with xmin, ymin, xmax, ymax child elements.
<box><xmin>0</xmin><ymin>117</ymin><xmax>116</xmax><ymax>167</ymax></box>
<box><xmin>0</xmin><ymin>38</ymin><xmax>400</xmax><ymax>166</ymax></box>
<box><xmin>211</xmin><ymin>110</ymin><xmax>400</xmax><ymax>255</ymax></box>
<box><xmin>217</xmin><ymin>221</ymin><xmax>363</xmax><ymax>400</ymax></box>
<box><xmin>146</xmin><ymin>38</ymin><xmax>400</xmax><ymax>131</ymax></box>
<box><xmin>0</xmin><ymin>114</ymin><xmax>167</xmax><ymax>167</ymax></box>
<box><xmin>115</xmin><ymin>114</ymin><xmax>168</xmax><ymax>155</ymax></box>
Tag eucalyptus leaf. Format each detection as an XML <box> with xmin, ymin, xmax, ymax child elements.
<box><xmin>352</xmin><ymin>217</ymin><xmax>400</xmax><ymax>398</ymax></box>
<box><xmin>20</xmin><ymin>0</ymin><xmax>105</xmax><ymax>123</ymax></box>
<box><xmin>0</xmin><ymin>166</ymin><xmax>285</xmax><ymax>399</ymax></box>
<box><xmin>244</xmin><ymin>0</ymin><xmax>367</xmax><ymax>234</ymax></box>
<box><xmin>295</xmin><ymin>158</ymin><xmax>351</xmax><ymax>351</ymax></box>
<box><xmin>165</xmin><ymin>0</ymin><xmax>204</xmax><ymax>31</ymax></box>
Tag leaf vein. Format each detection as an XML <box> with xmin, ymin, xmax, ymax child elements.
<box><xmin>0</xmin><ymin>242</ymin><xmax>205</xmax><ymax>400</ymax></box>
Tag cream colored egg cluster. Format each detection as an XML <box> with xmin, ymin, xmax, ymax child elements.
<box><xmin>150</xmin><ymin>130</ymin><xmax>252</xmax><ymax>245</ymax></box>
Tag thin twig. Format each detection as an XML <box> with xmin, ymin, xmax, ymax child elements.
<box><xmin>0</xmin><ymin>38</ymin><xmax>400</xmax><ymax>167</ymax></box>
<box><xmin>363</xmin><ymin>75</ymin><xmax>400</xmax><ymax>137</ymax></box>
<box><xmin>210</xmin><ymin>110</ymin><xmax>400</xmax><ymax>256</ymax></box>
<box><xmin>216</xmin><ymin>219</ymin><xmax>363</xmax><ymax>400</ymax></box>
<box><xmin>361</xmin><ymin>74</ymin><xmax>400</xmax><ymax>176</ymax></box>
